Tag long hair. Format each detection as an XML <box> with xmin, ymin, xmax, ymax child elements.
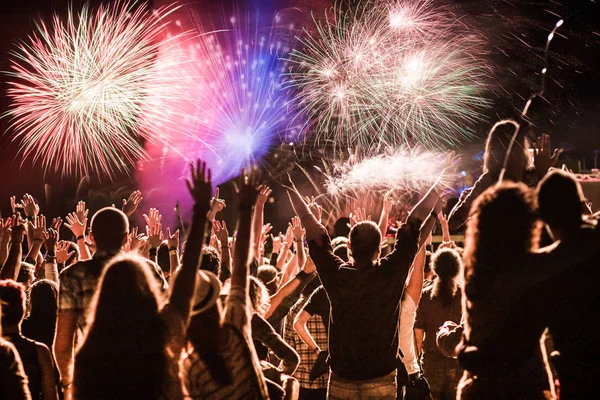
<box><xmin>75</xmin><ymin>255</ymin><xmax>167</xmax><ymax>399</ymax></box>
<box><xmin>23</xmin><ymin>279</ymin><xmax>58</xmax><ymax>346</ymax></box>
<box><xmin>463</xmin><ymin>182</ymin><xmax>540</xmax><ymax>301</ymax></box>
<box><xmin>186</xmin><ymin>304</ymin><xmax>233</xmax><ymax>387</ymax></box>
<box><xmin>248</xmin><ymin>276</ymin><xmax>270</xmax><ymax>318</ymax></box>
<box><xmin>431</xmin><ymin>248</ymin><xmax>462</xmax><ymax>306</ymax></box>
<box><xmin>483</xmin><ymin>120</ymin><xmax>528</xmax><ymax>181</ymax></box>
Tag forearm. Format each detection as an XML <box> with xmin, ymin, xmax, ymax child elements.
<box><xmin>76</xmin><ymin>238</ymin><xmax>91</xmax><ymax>261</ymax></box>
<box><xmin>44</xmin><ymin>261</ymin><xmax>59</xmax><ymax>284</ymax></box>
<box><xmin>1</xmin><ymin>241</ymin><xmax>23</xmax><ymax>280</ymax></box>
<box><xmin>54</xmin><ymin>316</ymin><xmax>75</xmax><ymax>385</ymax></box>
<box><xmin>294</xmin><ymin>316</ymin><xmax>320</xmax><ymax>352</ymax></box>
<box><xmin>280</xmin><ymin>254</ymin><xmax>298</xmax><ymax>287</ymax></box>
<box><xmin>171</xmin><ymin>205</ymin><xmax>209</xmax><ymax>318</ymax></box>
<box><xmin>220</xmin><ymin>245</ymin><xmax>231</xmax><ymax>271</ymax></box>
<box><xmin>295</xmin><ymin>241</ymin><xmax>306</xmax><ymax>270</ymax></box>
<box><xmin>418</xmin><ymin>214</ymin><xmax>436</xmax><ymax>249</ymax></box>
<box><xmin>0</xmin><ymin>239</ymin><xmax>11</xmax><ymax>266</ymax></box>
<box><xmin>231</xmin><ymin>207</ymin><xmax>254</xmax><ymax>288</ymax></box>
<box><xmin>252</xmin><ymin>204</ymin><xmax>264</xmax><ymax>256</ymax></box>
<box><xmin>408</xmin><ymin>184</ymin><xmax>439</xmax><ymax>223</ymax></box>
<box><xmin>379</xmin><ymin>209</ymin><xmax>389</xmax><ymax>237</ymax></box>
<box><xmin>25</xmin><ymin>241</ymin><xmax>43</xmax><ymax>264</ymax></box>
<box><xmin>276</xmin><ymin>244</ymin><xmax>290</xmax><ymax>271</ymax></box>
<box><xmin>287</xmin><ymin>190</ymin><xmax>323</xmax><ymax>242</ymax></box>
<box><xmin>266</xmin><ymin>270</ymin><xmax>315</xmax><ymax>324</ymax></box>
<box><xmin>169</xmin><ymin>253</ymin><xmax>180</xmax><ymax>277</ymax></box>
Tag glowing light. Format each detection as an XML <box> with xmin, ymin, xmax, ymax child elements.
<box><xmin>324</xmin><ymin>147</ymin><xmax>456</xmax><ymax>197</ymax></box>
<box><xmin>286</xmin><ymin>0</ymin><xmax>491</xmax><ymax>154</ymax></box>
<box><xmin>5</xmin><ymin>1</ymin><xmax>187</xmax><ymax>180</ymax></box>
<box><xmin>142</xmin><ymin>12</ymin><xmax>298</xmax><ymax>184</ymax></box>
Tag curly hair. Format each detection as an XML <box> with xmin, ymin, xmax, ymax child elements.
<box><xmin>248</xmin><ymin>276</ymin><xmax>271</xmax><ymax>318</ymax></box>
<box><xmin>431</xmin><ymin>248</ymin><xmax>462</xmax><ymax>306</ymax></box>
<box><xmin>0</xmin><ymin>280</ymin><xmax>27</xmax><ymax>326</ymax></box>
<box><xmin>200</xmin><ymin>245</ymin><xmax>221</xmax><ymax>277</ymax></box>
<box><xmin>463</xmin><ymin>182</ymin><xmax>540</xmax><ymax>301</ymax></box>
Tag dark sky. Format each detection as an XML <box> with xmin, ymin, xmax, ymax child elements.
<box><xmin>0</xmin><ymin>0</ymin><xmax>598</xmax><ymax>211</ymax></box>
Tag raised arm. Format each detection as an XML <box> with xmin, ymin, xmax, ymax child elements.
<box><xmin>1</xmin><ymin>215</ymin><xmax>25</xmax><ymax>280</ymax></box>
<box><xmin>231</xmin><ymin>175</ymin><xmax>260</xmax><ymax>290</ymax></box>
<box><xmin>252</xmin><ymin>185</ymin><xmax>271</xmax><ymax>258</ymax></box>
<box><xmin>0</xmin><ymin>218</ymin><xmax>12</xmax><ymax>267</ymax></box>
<box><xmin>42</xmin><ymin>228</ymin><xmax>59</xmax><ymax>283</ymax></box>
<box><xmin>291</xmin><ymin>216</ymin><xmax>307</xmax><ymax>271</ymax></box>
<box><xmin>64</xmin><ymin>212</ymin><xmax>91</xmax><ymax>261</ymax></box>
<box><xmin>169</xmin><ymin>161</ymin><xmax>212</xmax><ymax>321</ymax></box>
<box><xmin>167</xmin><ymin>228</ymin><xmax>180</xmax><ymax>284</ymax></box>
<box><xmin>379</xmin><ymin>191</ymin><xmax>394</xmax><ymax>237</ymax></box>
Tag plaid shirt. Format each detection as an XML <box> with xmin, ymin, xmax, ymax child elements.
<box><xmin>59</xmin><ymin>252</ymin><xmax>168</xmax><ymax>335</ymax></box>
<box><xmin>283</xmin><ymin>296</ymin><xmax>328</xmax><ymax>390</ymax></box>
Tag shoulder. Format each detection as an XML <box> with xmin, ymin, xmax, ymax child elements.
<box><xmin>60</xmin><ymin>259</ymin><xmax>100</xmax><ymax>278</ymax></box>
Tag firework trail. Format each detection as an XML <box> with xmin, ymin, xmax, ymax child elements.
<box><xmin>5</xmin><ymin>1</ymin><xmax>188</xmax><ymax>180</ymax></box>
<box><xmin>143</xmin><ymin>12</ymin><xmax>300</xmax><ymax>185</ymax></box>
<box><xmin>324</xmin><ymin>146</ymin><xmax>456</xmax><ymax>198</ymax></box>
<box><xmin>287</xmin><ymin>0</ymin><xmax>491</xmax><ymax>155</ymax></box>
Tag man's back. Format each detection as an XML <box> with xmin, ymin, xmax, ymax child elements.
<box><xmin>309</xmin><ymin>220</ymin><xmax>420</xmax><ymax>380</ymax></box>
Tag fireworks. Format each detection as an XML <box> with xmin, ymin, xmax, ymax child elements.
<box><xmin>287</xmin><ymin>0</ymin><xmax>491</xmax><ymax>155</ymax></box>
<box><xmin>324</xmin><ymin>147</ymin><xmax>455</xmax><ymax>197</ymax></box>
<box><xmin>5</xmin><ymin>1</ymin><xmax>187</xmax><ymax>180</ymax></box>
<box><xmin>143</xmin><ymin>12</ymin><xmax>299</xmax><ymax>184</ymax></box>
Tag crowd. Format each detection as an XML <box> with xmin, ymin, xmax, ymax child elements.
<box><xmin>0</xmin><ymin>118</ymin><xmax>598</xmax><ymax>400</ymax></box>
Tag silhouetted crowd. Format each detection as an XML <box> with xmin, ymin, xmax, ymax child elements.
<box><xmin>0</xmin><ymin>119</ymin><xmax>598</xmax><ymax>400</ymax></box>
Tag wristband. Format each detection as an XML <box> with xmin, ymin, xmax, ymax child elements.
<box><xmin>33</xmin><ymin>238</ymin><xmax>43</xmax><ymax>243</ymax></box>
<box><xmin>169</xmin><ymin>249</ymin><xmax>179</xmax><ymax>255</ymax></box>
<box><xmin>220</xmin><ymin>245</ymin><xmax>230</xmax><ymax>249</ymax></box>
<box><xmin>76</xmin><ymin>235</ymin><xmax>85</xmax><ymax>241</ymax></box>
<box><xmin>168</xmin><ymin>246</ymin><xmax>178</xmax><ymax>252</ymax></box>
<box><xmin>45</xmin><ymin>255</ymin><xmax>56</xmax><ymax>263</ymax></box>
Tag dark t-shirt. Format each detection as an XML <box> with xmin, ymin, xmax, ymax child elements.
<box><xmin>414</xmin><ymin>285</ymin><xmax>462</xmax><ymax>357</ymax></box>
<box><xmin>308</xmin><ymin>218</ymin><xmax>420</xmax><ymax>380</ymax></box>
<box><xmin>303</xmin><ymin>286</ymin><xmax>330</xmax><ymax>329</ymax></box>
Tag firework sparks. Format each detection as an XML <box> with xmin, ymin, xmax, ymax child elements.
<box><xmin>5</xmin><ymin>1</ymin><xmax>187</xmax><ymax>180</ymax></box>
<box><xmin>324</xmin><ymin>147</ymin><xmax>456</xmax><ymax>197</ymax></box>
<box><xmin>143</xmin><ymin>12</ymin><xmax>300</xmax><ymax>184</ymax></box>
<box><xmin>287</xmin><ymin>0</ymin><xmax>491</xmax><ymax>154</ymax></box>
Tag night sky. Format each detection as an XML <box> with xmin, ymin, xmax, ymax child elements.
<box><xmin>0</xmin><ymin>0</ymin><xmax>598</xmax><ymax>217</ymax></box>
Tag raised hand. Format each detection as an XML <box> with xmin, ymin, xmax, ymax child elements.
<box><xmin>167</xmin><ymin>227</ymin><xmax>180</xmax><ymax>250</ymax></box>
<box><xmin>212</xmin><ymin>221</ymin><xmax>228</xmax><ymax>247</ymax></box>
<box><xmin>75</xmin><ymin>201</ymin><xmax>89</xmax><ymax>223</ymax></box>
<box><xmin>51</xmin><ymin>217</ymin><xmax>63</xmax><ymax>232</ymax></box>
<box><xmin>10</xmin><ymin>196</ymin><xmax>23</xmax><ymax>215</ymax></box>
<box><xmin>383</xmin><ymin>191</ymin><xmax>395</xmax><ymax>214</ymax></box>
<box><xmin>64</xmin><ymin>212</ymin><xmax>86</xmax><ymax>238</ymax></box>
<box><xmin>208</xmin><ymin>187</ymin><xmax>226</xmax><ymax>220</ymax></box>
<box><xmin>0</xmin><ymin>218</ymin><xmax>12</xmax><ymax>243</ymax></box>
<box><xmin>143</xmin><ymin>208</ymin><xmax>162</xmax><ymax>231</ymax></box>
<box><xmin>147</xmin><ymin>224</ymin><xmax>164</xmax><ymax>249</ymax></box>
<box><xmin>238</xmin><ymin>171</ymin><xmax>260</xmax><ymax>208</ymax></box>
<box><xmin>438</xmin><ymin>212</ymin><xmax>451</xmax><ymax>243</ymax></box>
<box><xmin>307</xmin><ymin>196</ymin><xmax>323</xmax><ymax>223</ymax></box>
<box><xmin>11</xmin><ymin>214</ymin><xmax>26</xmax><ymax>243</ymax></box>
<box><xmin>28</xmin><ymin>215</ymin><xmax>47</xmax><ymax>242</ymax></box>
<box><xmin>186</xmin><ymin>161</ymin><xmax>213</xmax><ymax>209</ymax></box>
<box><xmin>209</xmin><ymin>234</ymin><xmax>219</xmax><ymax>249</ymax></box>
<box><xmin>22</xmin><ymin>194</ymin><xmax>40</xmax><ymax>218</ymax></box>
<box><xmin>257</xmin><ymin>185</ymin><xmax>272</xmax><ymax>207</ymax></box>
<box><xmin>285</xmin><ymin>224</ymin><xmax>294</xmax><ymax>246</ymax></box>
<box><xmin>56</xmin><ymin>241</ymin><xmax>76</xmax><ymax>264</ymax></box>
<box><xmin>43</xmin><ymin>228</ymin><xmax>59</xmax><ymax>254</ymax></box>
<box><xmin>534</xmin><ymin>134</ymin><xmax>561</xmax><ymax>177</ymax></box>
<box><xmin>271</xmin><ymin>233</ymin><xmax>285</xmax><ymax>253</ymax></box>
<box><xmin>290</xmin><ymin>216</ymin><xmax>306</xmax><ymax>241</ymax></box>
<box><xmin>349</xmin><ymin>208</ymin><xmax>371</xmax><ymax>227</ymax></box>
<box><xmin>122</xmin><ymin>190</ymin><xmax>143</xmax><ymax>216</ymax></box>
<box><xmin>129</xmin><ymin>227</ymin><xmax>144</xmax><ymax>252</ymax></box>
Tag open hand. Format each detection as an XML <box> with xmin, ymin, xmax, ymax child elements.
<box><xmin>290</xmin><ymin>216</ymin><xmax>306</xmax><ymax>241</ymax></box>
<box><xmin>64</xmin><ymin>213</ymin><xmax>87</xmax><ymax>238</ymax></box>
<box><xmin>143</xmin><ymin>208</ymin><xmax>162</xmax><ymax>231</ymax></box>
<box><xmin>122</xmin><ymin>190</ymin><xmax>143</xmax><ymax>216</ymax></box>
<box><xmin>349</xmin><ymin>208</ymin><xmax>371</xmax><ymax>227</ymax></box>
<box><xmin>212</xmin><ymin>221</ymin><xmax>228</xmax><ymax>246</ymax></box>
<box><xmin>147</xmin><ymin>224</ymin><xmax>164</xmax><ymax>249</ymax></box>
<box><xmin>56</xmin><ymin>241</ymin><xmax>76</xmax><ymax>264</ymax></box>
<box><xmin>76</xmin><ymin>201</ymin><xmax>89</xmax><ymax>223</ymax></box>
<box><xmin>257</xmin><ymin>185</ymin><xmax>272</xmax><ymax>207</ymax></box>
<box><xmin>43</xmin><ymin>228</ymin><xmax>58</xmax><ymax>254</ymax></box>
<box><xmin>534</xmin><ymin>134</ymin><xmax>561</xmax><ymax>177</ymax></box>
<box><xmin>22</xmin><ymin>194</ymin><xmax>40</xmax><ymax>218</ymax></box>
<box><xmin>186</xmin><ymin>160</ymin><xmax>213</xmax><ymax>210</ymax></box>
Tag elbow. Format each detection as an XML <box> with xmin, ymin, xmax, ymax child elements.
<box><xmin>284</xmin><ymin>352</ymin><xmax>301</xmax><ymax>374</ymax></box>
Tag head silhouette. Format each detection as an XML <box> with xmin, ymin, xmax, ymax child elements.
<box><xmin>348</xmin><ymin>221</ymin><xmax>382</xmax><ymax>264</ymax></box>
<box><xmin>89</xmin><ymin>207</ymin><xmax>129</xmax><ymax>252</ymax></box>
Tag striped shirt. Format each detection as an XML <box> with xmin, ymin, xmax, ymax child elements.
<box><xmin>181</xmin><ymin>284</ymin><xmax>269</xmax><ymax>400</ymax></box>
